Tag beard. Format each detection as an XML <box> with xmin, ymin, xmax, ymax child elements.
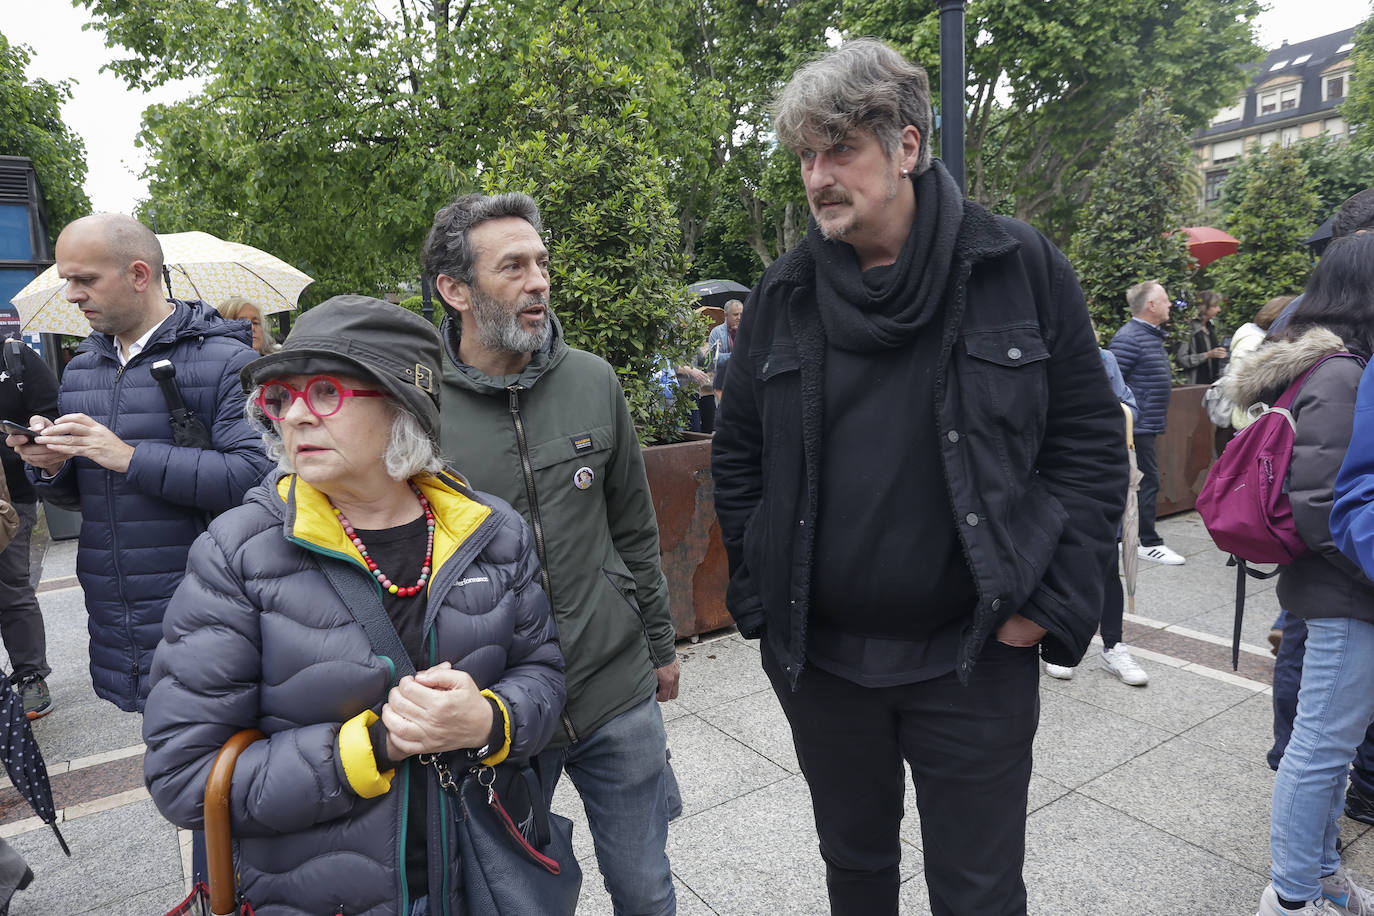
<box><xmin>811</xmin><ymin>170</ymin><xmax>903</xmax><ymax>242</ymax></box>
<box><xmin>469</xmin><ymin>284</ymin><xmax>553</xmax><ymax>355</ymax></box>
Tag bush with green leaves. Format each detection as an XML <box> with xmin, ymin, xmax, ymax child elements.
<box><xmin>479</xmin><ymin>18</ymin><xmax>705</xmax><ymax>443</ymax></box>
<box><xmin>1068</xmin><ymin>91</ymin><xmax>1194</xmax><ymax>338</ymax></box>
<box><xmin>1210</xmin><ymin>144</ymin><xmax>1319</xmax><ymax>328</ymax></box>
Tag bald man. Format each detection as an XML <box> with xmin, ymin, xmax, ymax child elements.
<box><xmin>8</xmin><ymin>214</ymin><xmax>273</xmax><ymax>712</ymax></box>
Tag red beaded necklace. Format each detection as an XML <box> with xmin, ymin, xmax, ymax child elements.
<box><xmin>332</xmin><ymin>483</ymin><xmax>436</xmax><ymax>598</ymax></box>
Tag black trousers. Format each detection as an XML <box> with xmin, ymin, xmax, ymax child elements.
<box><xmin>1134</xmin><ymin>433</ymin><xmax>1162</xmax><ymax>546</ymax></box>
<box><xmin>763</xmin><ymin>639</ymin><xmax>1040</xmax><ymax>916</ymax></box>
<box><xmin>1100</xmin><ymin>543</ymin><xmax>1124</xmax><ymax>648</ymax></box>
<box><xmin>0</xmin><ymin>503</ymin><xmax>47</xmax><ymax>680</ymax></box>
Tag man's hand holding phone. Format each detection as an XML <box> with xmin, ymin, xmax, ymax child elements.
<box><xmin>9</xmin><ymin>416</ymin><xmax>68</xmax><ymax>474</ymax></box>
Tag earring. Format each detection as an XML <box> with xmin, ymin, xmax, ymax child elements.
<box><xmin>901</xmin><ymin>168</ymin><xmax>910</xmax><ymax>179</ymax></box>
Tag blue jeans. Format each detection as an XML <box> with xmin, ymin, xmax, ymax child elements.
<box><xmin>1271</xmin><ymin>617</ymin><xmax>1374</xmax><ymax>901</ymax></box>
<box><xmin>1269</xmin><ymin>613</ymin><xmax>1374</xmax><ymax>796</ymax></box>
<box><xmin>538</xmin><ymin>695</ymin><xmax>675</xmax><ymax>915</ymax></box>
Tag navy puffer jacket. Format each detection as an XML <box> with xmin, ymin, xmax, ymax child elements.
<box><xmin>143</xmin><ymin>471</ymin><xmax>565</xmax><ymax>916</ymax></box>
<box><xmin>30</xmin><ymin>299</ymin><xmax>272</xmax><ymax>711</ymax></box>
<box><xmin>1108</xmin><ymin>318</ymin><xmax>1172</xmax><ymax>434</ymax></box>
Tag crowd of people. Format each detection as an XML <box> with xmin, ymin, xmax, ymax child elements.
<box><xmin>0</xmin><ymin>35</ymin><xmax>1370</xmax><ymax>916</ymax></box>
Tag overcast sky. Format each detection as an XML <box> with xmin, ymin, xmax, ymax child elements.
<box><xmin>2</xmin><ymin>0</ymin><xmax>1371</xmax><ymax>215</ymax></box>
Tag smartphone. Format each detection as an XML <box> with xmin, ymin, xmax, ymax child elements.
<box><xmin>0</xmin><ymin>420</ymin><xmax>37</xmax><ymax>442</ymax></box>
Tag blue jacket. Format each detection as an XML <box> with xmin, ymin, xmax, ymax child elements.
<box><xmin>31</xmin><ymin>299</ymin><xmax>272</xmax><ymax>711</ymax></box>
<box><xmin>1332</xmin><ymin>366</ymin><xmax>1374</xmax><ymax>586</ymax></box>
<box><xmin>1101</xmin><ymin>349</ymin><xmax>1137</xmax><ymax>419</ymax></box>
<box><xmin>1108</xmin><ymin>318</ymin><xmax>1171</xmax><ymax>434</ymax></box>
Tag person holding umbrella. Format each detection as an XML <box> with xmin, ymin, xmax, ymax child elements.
<box><xmin>216</xmin><ymin>296</ymin><xmax>281</xmax><ymax>356</ymax></box>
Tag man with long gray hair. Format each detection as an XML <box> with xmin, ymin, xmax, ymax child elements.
<box><xmin>711</xmin><ymin>39</ymin><xmax>1126</xmax><ymax>914</ymax></box>
<box><xmin>422</xmin><ymin>192</ymin><xmax>680</xmax><ymax>915</ymax></box>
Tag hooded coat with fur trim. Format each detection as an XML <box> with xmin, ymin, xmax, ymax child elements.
<box><xmin>1220</xmin><ymin>327</ymin><xmax>1374</xmax><ymax>622</ymax></box>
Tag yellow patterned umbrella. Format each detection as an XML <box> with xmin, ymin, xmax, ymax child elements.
<box><xmin>10</xmin><ymin>231</ymin><xmax>313</xmax><ymax>336</ymax></box>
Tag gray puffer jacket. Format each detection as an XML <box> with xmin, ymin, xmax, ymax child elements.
<box><xmin>143</xmin><ymin>470</ymin><xmax>565</xmax><ymax>916</ymax></box>
<box><xmin>1221</xmin><ymin>327</ymin><xmax>1374</xmax><ymax>623</ymax></box>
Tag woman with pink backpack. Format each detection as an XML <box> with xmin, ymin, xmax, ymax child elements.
<box><xmin>1221</xmin><ymin>232</ymin><xmax>1374</xmax><ymax>916</ymax></box>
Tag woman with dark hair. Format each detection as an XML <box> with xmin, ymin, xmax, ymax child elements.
<box><xmin>1175</xmin><ymin>289</ymin><xmax>1228</xmax><ymax>385</ymax></box>
<box><xmin>1223</xmin><ymin>233</ymin><xmax>1374</xmax><ymax>915</ymax></box>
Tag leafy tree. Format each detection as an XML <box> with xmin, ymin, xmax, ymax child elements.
<box><xmin>1067</xmin><ymin>91</ymin><xmax>1194</xmax><ymax>336</ymax></box>
<box><xmin>1216</xmin><ymin>138</ymin><xmax>1374</xmax><ymax>228</ymax></box>
<box><xmin>0</xmin><ymin>32</ymin><xmax>90</xmax><ymax>246</ymax></box>
<box><xmin>1210</xmin><ymin>144</ymin><xmax>1320</xmax><ymax>326</ymax></box>
<box><xmin>480</xmin><ymin>18</ymin><xmax>706</xmax><ymax>442</ymax></box>
<box><xmin>842</xmin><ymin>0</ymin><xmax>1261</xmax><ymax>244</ymax></box>
<box><xmin>1343</xmin><ymin>10</ymin><xmax>1374</xmax><ymax>137</ymax></box>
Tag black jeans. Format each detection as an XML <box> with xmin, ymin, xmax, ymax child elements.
<box><xmin>0</xmin><ymin>503</ymin><xmax>47</xmax><ymax>680</ymax></box>
<box><xmin>1134</xmin><ymin>433</ymin><xmax>1162</xmax><ymax>546</ymax></box>
<box><xmin>763</xmin><ymin>639</ymin><xmax>1039</xmax><ymax>916</ymax></box>
<box><xmin>1100</xmin><ymin>544</ymin><xmax>1124</xmax><ymax>648</ymax></box>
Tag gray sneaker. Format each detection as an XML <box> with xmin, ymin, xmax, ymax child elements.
<box><xmin>1257</xmin><ymin>884</ymin><xmax>1332</xmax><ymax>915</ymax></box>
<box><xmin>1323</xmin><ymin>867</ymin><xmax>1374</xmax><ymax>915</ymax></box>
<box><xmin>16</xmin><ymin>676</ymin><xmax>51</xmax><ymax>721</ymax></box>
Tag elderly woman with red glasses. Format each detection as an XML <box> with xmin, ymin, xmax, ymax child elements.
<box><xmin>141</xmin><ymin>295</ymin><xmax>565</xmax><ymax>916</ymax></box>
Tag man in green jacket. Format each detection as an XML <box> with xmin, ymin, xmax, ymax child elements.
<box><xmin>423</xmin><ymin>192</ymin><xmax>681</xmax><ymax>916</ymax></box>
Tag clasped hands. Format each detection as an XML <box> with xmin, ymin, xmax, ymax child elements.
<box><xmin>381</xmin><ymin>662</ymin><xmax>494</xmax><ymax>762</ymax></box>
<box><xmin>8</xmin><ymin>414</ymin><xmax>135</xmax><ymax>474</ymax></box>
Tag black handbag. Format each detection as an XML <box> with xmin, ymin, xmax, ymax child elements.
<box><xmin>317</xmin><ymin>557</ymin><xmax>581</xmax><ymax>914</ymax></box>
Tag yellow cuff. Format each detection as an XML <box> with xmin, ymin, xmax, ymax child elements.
<box><xmin>479</xmin><ymin>690</ymin><xmax>512</xmax><ymax>766</ymax></box>
<box><xmin>339</xmin><ymin>709</ymin><xmax>395</xmax><ymax>799</ymax></box>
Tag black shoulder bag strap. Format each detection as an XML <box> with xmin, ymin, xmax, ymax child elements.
<box><xmin>3</xmin><ymin>340</ymin><xmax>24</xmax><ymax>393</ymax></box>
<box><xmin>315</xmin><ymin>555</ymin><xmax>553</xmax><ymax>846</ymax></box>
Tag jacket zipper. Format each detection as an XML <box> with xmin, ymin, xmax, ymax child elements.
<box><xmin>107</xmin><ymin>361</ymin><xmax>140</xmax><ymax>698</ymax></box>
<box><xmin>506</xmin><ymin>387</ymin><xmax>578</xmax><ymax>742</ymax></box>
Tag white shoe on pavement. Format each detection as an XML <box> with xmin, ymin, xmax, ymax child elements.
<box><xmin>1043</xmin><ymin>663</ymin><xmax>1075</xmax><ymax>680</ymax></box>
<box><xmin>1138</xmin><ymin>543</ymin><xmax>1186</xmax><ymax>565</ymax></box>
<box><xmin>1100</xmin><ymin>644</ymin><xmax>1149</xmax><ymax>686</ymax></box>
<box><xmin>1323</xmin><ymin>867</ymin><xmax>1374</xmax><ymax>915</ymax></box>
<box><xmin>1257</xmin><ymin>884</ymin><xmax>1333</xmax><ymax>915</ymax></box>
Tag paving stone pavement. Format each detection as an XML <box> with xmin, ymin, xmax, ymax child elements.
<box><xmin>0</xmin><ymin>511</ymin><xmax>1351</xmax><ymax>914</ymax></box>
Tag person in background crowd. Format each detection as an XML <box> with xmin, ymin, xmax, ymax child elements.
<box><xmin>1228</xmin><ymin>295</ymin><xmax>1297</xmax><ymax>429</ymax></box>
<box><xmin>708</xmin><ymin>299</ymin><xmax>744</xmax><ymax>410</ymax></box>
<box><xmin>1222</xmin><ymin>233</ymin><xmax>1374</xmax><ymax>916</ymax></box>
<box><xmin>424</xmin><ymin>192</ymin><xmax>680</xmax><ymax>916</ymax></box>
<box><xmin>0</xmin><ymin>340</ymin><xmax>58</xmax><ymax>717</ymax></box>
<box><xmin>712</xmin><ymin>39</ymin><xmax>1125</xmax><ymax>915</ymax></box>
<box><xmin>7</xmin><ymin>213</ymin><xmax>271</xmax><ymax>713</ymax></box>
<box><xmin>1044</xmin><ymin>346</ymin><xmax>1147</xmax><ymax>686</ymax></box>
<box><xmin>217</xmin><ymin>296</ymin><xmax>280</xmax><ymax>356</ymax></box>
<box><xmin>1110</xmin><ymin>280</ymin><xmax>1186</xmax><ymax>566</ymax></box>
<box><xmin>1175</xmin><ymin>290</ymin><xmax>1228</xmax><ymax>386</ymax></box>
<box><xmin>143</xmin><ymin>297</ymin><xmax>565</xmax><ymax>915</ymax></box>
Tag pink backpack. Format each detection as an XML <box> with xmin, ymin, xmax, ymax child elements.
<box><xmin>1196</xmin><ymin>351</ymin><xmax>1364</xmax><ymax>666</ymax></box>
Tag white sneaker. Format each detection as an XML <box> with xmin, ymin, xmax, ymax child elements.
<box><xmin>1257</xmin><ymin>884</ymin><xmax>1333</xmax><ymax>915</ymax></box>
<box><xmin>1138</xmin><ymin>543</ymin><xmax>1186</xmax><ymax>565</ymax></box>
<box><xmin>1100</xmin><ymin>644</ymin><xmax>1149</xmax><ymax>686</ymax></box>
<box><xmin>1323</xmin><ymin>867</ymin><xmax>1374</xmax><ymax>915</ymax></box>
<box><xmin>1044</xmin><ymin>663</ymin><xmax>1075</xmax><ymax>680</ymax></box>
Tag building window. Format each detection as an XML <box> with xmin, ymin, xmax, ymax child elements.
<box><xmin>1211</xmin><ymin>138</ymin><xmax>1243</xmax><ymax>163</ymax></box>
<box><xmin>1205</xmin><ymin>170</ymin><xmax>1229</xmax><ymax>203</ymax></box>
<box><xmin>1281</xmin><ymin>126</ymin><xmax>1300</xmax><ymax>146</ymax></box>
<box><xmin>1280</xmin><ymin>85</ymin><xmax>1300</xmax><ymax>110</ymax></box>
<box><xmin>1292</xmin><ymin>54</ymin><xmax>1312</xmax><ymax>66</ymax></box>
<box><xmin>1339</xmin><ymin>42</ymin><xmax>1355</xmax><ymax>54</ymax></box>
<box><xmin>1260</xmin><ymin>91</ymin><xmax>1278</xmax><ymax>115</ymax></box>
<box><xmin>1326</xmin><ymin>73</ymin><xmax>1348</xmax><ymax>100</ymax></box>
<box><xmin>1269</xmin><ymin>59</ymin><xmax>1290</xmax><ymax>72</ymax></box>
<box><xmin>1212</xmin><ymin>98</ymin><xmax>1245</xmax><ymax>125</ymax></box>
<box><xmin>1325</xmin><ymin>116</ymin><xmax>1347</xmax><ymax>138</ymax></box>
<box><xmin>1258</xmin><ymin>130</ymin><xmax>1280</xmax><ymax>148</ymax></box>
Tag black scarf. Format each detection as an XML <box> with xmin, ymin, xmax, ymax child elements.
<box><xmin>808</xmin><ymin>158</ymin><xmax>965</xmax><ymax>352</ymax></box>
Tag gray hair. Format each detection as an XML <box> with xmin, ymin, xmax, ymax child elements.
<box><xmin>1125</xmin><ymin>280</ymin><xmax>1161</xmax><ymax>316</ymax></box>
<box><xmin>422</xmin><ymin>193</ymin><xmax>544</xmax><ymax>300</ymax></box>
<box><xmin>772</xmin><ymin>38</ymin><xmax>934</xmax><ymax>176</ymax></box>
<box><xmin>245</xmin><ymin>387</ymin><xmax>443</xmax><ymax>481</ymax></box>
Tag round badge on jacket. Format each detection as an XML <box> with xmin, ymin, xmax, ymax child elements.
<box><xmin>573</xmin><ymin>467</ymin><xmax>595</xmax><ymax>490</ymax></box>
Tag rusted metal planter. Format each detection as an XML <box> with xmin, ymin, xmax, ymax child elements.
<box><xmin>642</xmin><ymin>436</ymin><xmax>732</xmax><ymax>639</ymax></box>
<box><xmin>1155</xmin><ymin>384</ymin><xmax>1214</xmax><ymax>517</ymax></box>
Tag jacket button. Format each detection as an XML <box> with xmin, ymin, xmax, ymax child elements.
<box><xmin>1007</xmin><ymin>347</ymin><xmax>1022</xmax><ymax>360</ymax></box>
<box><xmin>991</xmin><ymin>598</ymin><xmax>1002</xmax><ymax>611</ymax></box>
<box><xmin>965</xmin><ymin>513</ymin><xmax>979</xmax><ymax>527</ymax></box>
<box><xmin>947</xmin><ymin>430</ymin><xmax>960</xmax><ymax>443</ymax></box>
<box><xmin>799</xmin><ymin>520</ymin><xmax>805</xmax><ymax>526</ymax></box>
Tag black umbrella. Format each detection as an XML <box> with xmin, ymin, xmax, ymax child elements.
<box><xmin>1306</xmin><ymin>215</ymin><xmax>1334</xmax><ymax>257</ymax></box>
<box><xmin>0</xmin><ymin>680</ymin><xmax>69</xmax><ymax>856</ymax></box>
<box><xmin>151</xmin><ymin>360</ymin><xmax>214</xmax><ymax>449</ymax></box>
<box><xmin>687</xmin><ymin>280</ymin><xmax>750</xmax><ymax>311</ymax></box>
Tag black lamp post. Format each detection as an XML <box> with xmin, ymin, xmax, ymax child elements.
<box><xmin>938</xmin><ymin>0</ymin><xmax>967</xmax><ymax>195</ymax></box>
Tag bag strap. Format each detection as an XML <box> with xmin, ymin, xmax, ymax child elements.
<box><xmin>3</xmin><ymin>340</ymin><xmax>23</xmax><ymax>392</ymax></box>
<box><xmin>1227</xmin><ymin>556</ymin><xmax>1280</xmax><ymax>671</ymax></box>
<box><xmin>1274</xmin><ymin>352</ymin><xmax>1366</xmax><ymax>411</ymax></box>
<box><xmin>316</xmin><ymin>557</ymin><xmax>417</xmax><ymax>679</ymax></box>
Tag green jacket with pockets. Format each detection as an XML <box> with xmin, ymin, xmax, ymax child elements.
<box><xmin>438</xmin><ymin>315</ymin><xmax>674</xmax><ymax>747</ymax></box>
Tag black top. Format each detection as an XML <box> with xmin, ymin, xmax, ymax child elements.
<box><xmin>808</xmin><ymin>321</ymin><xmax>977</xmax><ymax>686</ymax></box>
<box><xmin>356</xmin><ymin>515</ymin><xmax>430</xmax><ymax>900</ymax></box>
<box><xmin>0</xmin><ymin>345</ymin><xmax>59</xmax><ymax>504</ymax></box>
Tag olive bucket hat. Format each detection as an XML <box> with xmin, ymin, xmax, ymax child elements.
<box><xmin>241</xmin><ymin>295</ymin><xmax>442</xmax><ymax>436</ymax></box>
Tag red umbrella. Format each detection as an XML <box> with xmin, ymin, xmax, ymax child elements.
<box><xmin>1180</xmin><ymin>226</ymin><xmax>1240</xmax><ymax>268</ymax></box>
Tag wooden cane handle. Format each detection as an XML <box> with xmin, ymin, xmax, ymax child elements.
<box><xmin>205</xmin><ymin>728</ymin><xmax>265</xmax><ymax>916</ymax></box>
